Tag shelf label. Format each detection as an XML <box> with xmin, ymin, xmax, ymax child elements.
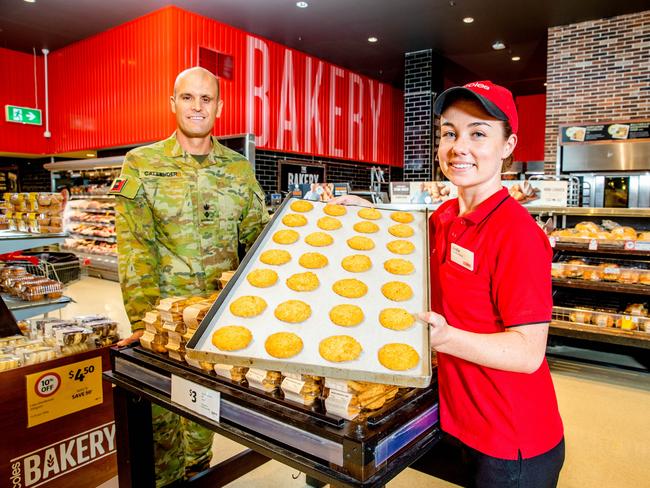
<box><xmin>624</xmin><ymin>240</ymin><xmax>636</xmax><ymax>251</ymax></box>
<box><xmin>635</xmin><ymin>241</ymin><xmax>650</xmax><ymax>251</ymax></box>
<box><xmin>171</xmin><ymin>375</ymin><xmax>220</xmax><ymax>422</ymax></box>
<box><xmin>26</xmin><ymin>356</ymin><xmax>103</xmax><ymax>427</ymax></box>
<box><xmin>588</xmin><ymin>239</ymin><xmax>598</xmax><ymax>250</ymax></box>
<box><xmin>549</xmin><ymin>236</ymin><xmax>556</xmax><ymax>248</ymax></box>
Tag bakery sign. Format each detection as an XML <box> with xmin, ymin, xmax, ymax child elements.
<box><xmin>9</xmin><ymin>422</ymin><xmax>115</xmax><ymax>488</ymax></box>
<box><xmin>561</xmin><ymin>121</ymin><xmax>650</xmax><ymax>143</ymax></box>
<box><xmin>278</xmin><ymin>160</ymin><xmax>326</xmax><ymax>192</ymax></box>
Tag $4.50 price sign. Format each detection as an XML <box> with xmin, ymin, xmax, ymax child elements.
<box><xmin>69</xmin><ymin>364</ymin><xmax>96</xmax><ymax>382</ymax></box>
<box><xmin>171</xmin><ymin>375</ymin><xmax>220</xmax><ymax>422</ymax></box>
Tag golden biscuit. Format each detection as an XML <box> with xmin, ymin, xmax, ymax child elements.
<box><xmin>211</xmin><ymin>326</ymin><xmax>253</xmax><ymax>351</ymax></box>
<box><xmin>330</xmin><ymin>304</ymin><xmax>364</xmax><ymax>327</ymax></box>
<box><xmin>391</xmin><ymin>211</ymin><xmax>414</xmax><ymax>224</ymax></box>
<box><xmin>353</xmin><ymin>221</ymin><xmax>379</xmax><ymax>234</ymax></box>
<box><xmin>347</xmin><ymin>236</ymin><xmax>375</xmax><ymax>251</ymax></box>
<box><xmin>323</xmin><ymin>203</ymin><xmax>347</xmax><ymax>216</ymax></box>
<box><xmin>274</xmin><ymin>300</ymin><xmax>312</xmax><ymax>323</ymax></box>
<box><xmin>381</xmin><ymin>281</ymin><xmax>413</xmax><ymax>302</ymax></box>
<box><xmin>298</xmin><ymin>252</ymin><xmax>329</xmax><ymax>269</ymax></box>
<box><xmin>230</xmin><ymin>296</ymin><xmax>267</xmax><ymax>317</ymax></box>
<box><xmin>259</xmin><ymin>249</ymin><xmax>292</xmax><ymax>266</ymax></box>
<box><xmin>319</xmin><ymin>335</ymin><xmax>362</xmax><ymax>362</ymax></box>
<box><xmin>282</xmin><ymin>213</ymin><xmax>308</xmax><ymax>227</ymax></box>
<box><xmin>386</xmin><ymin>240</ymin><xmax>415</xmax><ymax>255</ymax></box>
<box><xmin>388</xmin><ymin>224</ymin><xmax>414</xmax><ymax>238</ymax></box>
<box><xmin>246</xmin><ymin>268</ymin><xmax>279</xmax><ymax>288</ymax></box>
<box><xmin>265</xmin><ymin>332</ymin><xmax>303</xmax><ymax>359</ymax></box>
<box><xmin>357</xmin><ymin>208</ymin><xmax>382</xmax><ymax>220</ymax></box>
<box><xmin>317</xmin><ymin>216</ymin><xmax>342</xmax><ymax>230</ymax></box>
<box><xmin>378</xmin><ymin>343</ymin><xmax>420</xmax><ymax>371</ymax></box>
<box><xmin>290</xmin><ymin>200</ymin><xmax>314</xmax><ymax>212</ymax></box>
<box><xmin>341</xmin><ymin>254</ymin><xmax>372</xmax><ymax>273</ymax></box>
<box><xmin>332</xmin><ymin>279</ymin><xmax>368</xmax><ymax>298</ymax></box>
<box><xmin>286</xmin><ymin>272</ymin><xmax>320</xmax><ymax>291</ymax></box>
<box><xmin>384</xmin><ymin>258</ymin><xmax>415</xmax><ymax>275</ymax></box>
<box><xmin>273</xmin><ymin>229</ymin><xmax>299</xmax><ymax>245</ymax></box>
<box><xmin>379</xmin><ymin>308</ymin><xmax>415</xmax><ymax>331</ymax></box>
<box><xmin>305</xmin><ymin>232</ymin><xmax>334</xmax><ymax>247</ymax></box>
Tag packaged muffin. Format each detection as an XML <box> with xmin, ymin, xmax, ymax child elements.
<box><xmin>569</xmin><ymin>310</ymin><xmax>592</xmax><ymax>324</ymax></box>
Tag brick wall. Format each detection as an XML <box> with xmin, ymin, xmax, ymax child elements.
<box><xmin>545</xmin><ymin>10</ymin><xmax>650</xmax><ymax>171</ymax></box>
<box><xmin>255</xmin><ymin>149</ymin><xmax>401</xmax><ymax>194</ymax></box>
<box><xmin>403</xmin><ymin>50</ymin><xmax>434</xmax><ymax>181</ymax></box>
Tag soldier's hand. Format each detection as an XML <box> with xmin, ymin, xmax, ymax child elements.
<box><xmin>117</xmin><ymin>329</ymin><xmax>145</xmax><ymax>347</ymax></box>
<box><xmin>328</xmin><ymin>195</ymin><xmax>373</xmax><ymax>207</ymax></box>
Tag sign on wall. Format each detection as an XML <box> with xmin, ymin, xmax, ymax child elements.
<box><xmin>5</xmin><ymin>105</ymin><xmax>42</xmax><ymax>126</ymax></box>
<box><xmin>278</xmin><ymin>160</ymin><xmax>326</xmax><ymax>192</ymax></box>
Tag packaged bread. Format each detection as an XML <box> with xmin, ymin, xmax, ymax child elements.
<box><xmin>624</xmin><ymin>303</ymin><xmax>648</xmax><ymax>317</ymax></box>
<box><xmin>582</xmin><ymin>268</ymin><xmax>602</xmax><ymax>281</ymax></box>
<box><xmin>140</xmin><ymin>330</ymin><xmax>168</xmax><ymax>354</ymax></box>
<box><xmin>575</xmin><ymin>221</ymin><xmax>601</xmax><ymax>235</ymax></box>
<box><xmin>639</xmin><ymin>270</ymin><xmax>650</xmax><ymax>286</ymax></box>
<box><xmin>598</xmin><ymin>263</ymin><xmax>620</xmax><ymax>281</ymax></box>
<box><xmin>638</xmin><ymin>232</ymin><xmax>650</xmax><ymax>242</ymax></box>
<box><xmin>214</xmin><ymin>363</ymin><xmax>249</xmax><ymax>382</ymax></box>
<box><xmin>184</xmin><ymin>356</ymin><xmax>214</xmax><ymax>371</ymax></box>
<box><xmin>183</xmin><ymin>301</ymin><xmax>213</xmax><ymax>329</ymax></box>
<box><xmin>618</xmin><ymin>268</ymin><xmax>640</xmax><ymax>284</ymax></box>
<box><xmin>142</xmin><ymin>311</ymin><xmax>163</xmax><ymax>333</ymax></box>
<box><xmin>157</xmin><ymin>297</ymin><xmax>187</xmax><ymax>322</ymax></box>
<box><xmin>564</xmin><ymin>259</ymin><xmax>586</xmax><ymax>278</ymax></box>
<box><xmin>165</xmin><ymin>341</ymin><xmax>186</xmax><ymax>361</ymax></box>
<box><xmin>610</xmin><ymin>226</ymin><xmax>637</xmax><ymax>240</ymax></box>
<box><xmin>324</xmin><ymin>388</ymin><xmax>361</xmax><ymax>419</ymax></box>
<box><xmin>245</xmin><ymin>368</ymin><xmax>282</xmax><ymax>392</ymax></box>
<box><xmin>569</xmin><ymin>310</ymin><xmax>592</xmax><ymax>324</ymax></box>
<box><xmin>281</xmin><ymin>373</ymin><xmax>323</xmax><ymax>406</ymax></box>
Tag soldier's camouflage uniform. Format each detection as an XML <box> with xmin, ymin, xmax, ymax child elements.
<box><xmin>113</xmin><ymin>133</ymin><xmax>269</xmax><ymax>487</ymax></box>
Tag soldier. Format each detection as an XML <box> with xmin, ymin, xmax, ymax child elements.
<box><xmin>112</xmin><ymin>67</ymin><xmax>269</xmax><ymax>486</ymax></box>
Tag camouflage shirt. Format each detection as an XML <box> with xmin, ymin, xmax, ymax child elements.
<box><xmin>113</xmin><ymin>133</ymin><xmax>269</xmax><ymax>331</ymax></box>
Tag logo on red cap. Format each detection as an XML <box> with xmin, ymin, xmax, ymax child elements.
<box><xmin>461</xmin><ymin>80</ymin><xmax>518</xmax><ymax>134</ymax></box>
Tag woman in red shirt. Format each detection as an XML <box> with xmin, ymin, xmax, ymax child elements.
<box><xmin>333</xmin><ymin>81</ymin><xmax>564</xmax><ymax>487</ymax></box>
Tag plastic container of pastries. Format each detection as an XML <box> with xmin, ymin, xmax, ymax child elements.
<box><xmin>617</xmin><ymin>268</ymin><xmax>641</xmax><ymax>284</ymax></box>
<box><xmin>213</xmin><ymin>363</ymin><xmax>249</xmax><ymax>382</ymax></box>
<box><xmin>0</xmin><ymin>354</ymin><xmax>22</xmax><ymax>371</ymax></box>
<box><xmin>54</xmin><ymin>327</ymin><xmax>91</xmax><ymax>346</ymax></box>
<box><xmin>245</xmin><ymin>368</ymin><xmax>283</xmax><ymax>392</ymax></box>
<box><xmin>281</xmin><ymin>373</ymin><xmax>324</xmax><ymax>406</ymax></box>
<box><xmin>563</xmin><ymin>259</ymin><xmax>587</xmax><ymax>278</ymax></box>
<box><xmin>21</xmin><ymin>280</ymin><xmax>64</xmax><ymax>301</ymax></box>
<box><xmin>551</xmin><ymin>263</ymin><xmax>566</xmax><ymax>279</ymax></box>
<box><xmin>22</xmin><ymin>346</ymin><xmax>56</xmax><ymax>366</ymax></box>
<box><xmin>610</xmin><ymin>226</ymin><xmax>637</xmax><ymax>240</ymax></box>
<box><xmin>639</xmin><ymin>270</ymin><xmax>650</xmax><ymax>286</ymax></box>
<box><xmin>624</xmin><ymin>303</ymin><xmax>648</xmax><ymax>317</ymax></box>
<box><xmin>569</xmin><ymin>309</ymin><xmax>593</xmax><ymax>325</ymax></box>
<box><xmin>140</xmin><ymin>330</ymin><xmax>169</xmax><ymax>354</ymax></box>
<box><xmin>0</xmin><ymin>335</ymin><xmax>27</xmax><ymax>347</ymax></box>
<box><xmin>638</xmin><ymin>232</ymin><xmax>650</xmax><ymax>242</ymax></box>
<box><xmin>598</xmin><ymin>263</ymin><xmax>621</xmax><ymax>281</ymax></box>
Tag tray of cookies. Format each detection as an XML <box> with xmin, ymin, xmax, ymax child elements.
<box><xmin>187</xmin><ymin>198</ymin><xmax>431</xmax><ymax>387</ymax></box>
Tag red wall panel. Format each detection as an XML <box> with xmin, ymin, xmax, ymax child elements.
<box><xmin>0</xmin><ymin>48</ymin><xmax>50</xmax><ymax>155</ymax></box>
<box><xmin>514</xmin><ymin>94</ymin><xmax>546</xmax><ymax>162</ymax></box>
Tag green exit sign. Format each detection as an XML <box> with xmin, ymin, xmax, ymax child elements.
<box><xmin>5</xmin><ymin>105</ymin><xmax>42</xmax><ymax>126</ymax></box>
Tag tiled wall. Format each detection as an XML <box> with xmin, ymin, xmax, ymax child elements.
<box><xmin>403</xmin><ymin>50</ymin><xmax>434</xmax><ymax>181</ymax></box>
<box><xmin>545</xmin><ymin>10</ymin><xmax>650</xmax><ymax>172</ymax></box>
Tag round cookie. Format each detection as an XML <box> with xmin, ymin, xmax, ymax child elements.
<box><xmin>379</xmin><ymin>308</ymin><xmax>415</xmax><ymax>331</ymax></box>
<box><xmin>353</xmin><ymin>221</ymin><xmax>379</xmax><ymax>234</ymax></box>
<box><xmin>378</xmin><ymin>343</ymin><xmax>420</xmax><ymax>371</ymax></box>
<box><xmin>388</xmin><ymin>224</ymin><xmax>414</xmax><ymax>238</ymax></box>
<box><xmin>317</xmin><ymin>216</ymin><xmax>342</xmax><ymax>231</ymax></box>
<box><xmin>341</xmin><ymin>254</ymin><xmax>372</xmax><ymax>273</ymax></box>
<box><xmin>381</xmin><ymin>281</ymin><xmax>413</xmax><ymax>302</ymax></box>
<box><xmin>211</xmin><ymin>326</ymin><xmax>253</xmax><ymax>351</ymax></box>
<box><xmin>357</xmin><ymin>208</ymin><xmax>382</xmax><ymax>220</ymax></box>
<box><xmin>265</xmin><ymin>332</ymin><xmax>303</xmax><ymax>359</ymax></box>
<box><xmin>323</xmin><ymin>203</ymin><xmax>347</xmax><ymax>216</ymax></box>
<box><xmin>347</xmin><ymin>235</ymin><xmax>375</xmax><ymax>251</ymax></box>
<box><xmin>282</xmin><ymin>213</ymin><xmax>308</xmax><ymax>227</ymax></box>
<box><xmin>290</xmin><ymin>200</ymin><xmax>314</xmax><ymax>213</ymax></box>
<box><xmin>329</xmin><ymin>304</ymin><xmax>364</xmax><ymax>327</ymax></box>
<box><xmin>274</xmin><ymin>300</ymin><xmax>312</xmax><ymax>323</ymax></box>
<box><xmin>332</xmin><ymin>279</ymin><xmax>368</xmax><ymax>298</ymax></box>
<box><xmin>259</xmin><ymin>249</ymin><xmax>292</xmax><ymax>266</ymax></box>
<box><xmin>319</xmin><ymin>335</ymin><xmax>362</xmax><ymax>362</ymax></box>
<box><xmin>246</xmin><ymin>268</ymin><xmax>279</xmax><ymax>288</ymax></box>
<box><xmin>230</xmin><ymin>296</ymin><xmax>267</xmax><ymax>318</ymax></box>
<box><xmin>273</xmin><ymin>229</ymin><xmax>299</xmax><ymax>245</ymax></box>
<box><xmin>386</xmin><ymin>240</ymin><xmax>415</xmax><ymax>255</ymax></box>
<box><xmin>383</xmin><ymin>258</ymin><xmax>415</xmax><ymax>275</ymax></box>
<box><xmin>391</xmin><ymin>211</ymin><xmax>414</xmax><ymax>224</ymax></box>
<box><xmin>286</xmin><ymin>271</ymin><xmax>320</xmax><ymax>292</ymax></box>
<box><xmin>298</xmin><ymin>252</ymin><xmax>329</xmax><ymax>269</ymax></box>
<box><xmin>305</xmin><ymin>232</ymin><xmax>334</xmax><ymax>247</ymax></box>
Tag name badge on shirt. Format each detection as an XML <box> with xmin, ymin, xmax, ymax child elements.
<box><xmin>450</xmin><ymin>243</ymin><xmax>474</xmax><ymax>271</ymax></box>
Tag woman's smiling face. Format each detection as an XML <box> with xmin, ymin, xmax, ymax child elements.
<box><xmin>438</xmin><ymin>97</ymin><xmax>517</xmax><ymax>193</ymax></box>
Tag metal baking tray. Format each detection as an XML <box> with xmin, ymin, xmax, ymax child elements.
<box><xmin>188</xmin><ymin>198</ymin><xmax>431</xmax><ymax>387</ymax></box>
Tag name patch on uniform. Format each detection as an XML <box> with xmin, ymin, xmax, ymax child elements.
<box><xmin>450</xmin><ymin>243</ymin><xmax>474</xmax><ymax>271</ymax></box>
<box><xmin>108</xmin><ymin>176</ymin><xmax>141</xmax><ymax>199</ymax></box>
<box><xmin>141</xmin><ymin>171</ymin><xmax>179</xmax><ymax>177</ymax></box>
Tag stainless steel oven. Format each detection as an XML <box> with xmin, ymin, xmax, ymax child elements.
<box><xmin>577</xmin><ymin>173</ymin><xmax>650</xmax><ymax>208</ymax></box>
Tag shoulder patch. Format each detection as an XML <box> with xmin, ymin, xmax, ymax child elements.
<box><xmin>108</xmin><ymin>176</ymin><xmax>141</xmax><ymax>199</ymax></box>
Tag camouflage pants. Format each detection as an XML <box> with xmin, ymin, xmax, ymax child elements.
<box><xmin>152</xmin><ymin>404</ymin><xmax>214</xmax><ymax>487</ymax></box>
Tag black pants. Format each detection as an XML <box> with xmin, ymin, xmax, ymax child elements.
<box><xmin>462</xmin><ymin>438</ymin><xmax>565</xmax><ymax>488</ymax></box>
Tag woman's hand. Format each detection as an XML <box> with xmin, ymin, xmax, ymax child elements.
<box><xmin>327</xmin><ymin>194</ymin><xmax>373</xmax><ymax>207</ymax></box>
<box><xmin>116</xmin><ymin>329</ymin><xmax>144</xmax><ymax>347</ymax></box>
<box><xmin>418</xmin><ymin>311</ymin><xmax>452</xmax><ymax>349</ymax></box>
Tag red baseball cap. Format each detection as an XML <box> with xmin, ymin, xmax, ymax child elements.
<box><xmin>433</xmin><ymin>80</ymin><xmax>518</xmax><ymax>134</ymax></box>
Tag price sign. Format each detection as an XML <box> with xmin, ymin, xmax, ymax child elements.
<box><xmin>588</xmin><ymin>239</ymin><xmax>598</xmax><ymax>250</ymax></box>
<box><xmin>549</xmin><ymin>236</ymin><xmax>556</xmax><ymax>248</ymax></box>
<box><xmin>171</xmin><ymin>375</ymin><xmax>220</xmax><ymax>422</ymax></box>
<box><xmin>624</xmin><ymin>240</ymin><xmax>636</xmax><ymax>251</ymax></box>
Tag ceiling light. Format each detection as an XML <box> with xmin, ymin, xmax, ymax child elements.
<box><xmin>86</xmin><ymin>153</ymin><xmax>95</xmax><ymax>157</ymax></box>
<box><xmin>511</xmin><ymin>56</ymin><xmax>521</xmax><ymax>61</ymax></box>
<box><xmin>463</xmin><ymin>17</ymin><xmax>474</xmax><ymax>24</ymax></box>
<box><xmin>296</xmin><ymin>1</ymin><xmax>308</xmax><ymax>8</ymax></box>
<box><xmin>492</xmin><ymin>41</ymin><xmax>506</xmax><ymax>50</ymax></box>
<box><xmin>543</xmin><ymin>82</ymin><xmax>548</xmax><ymax>86</ymax></box>
<box><xmin>368</xmin><ymin>36</ymin><xmax>378</xmax><ymax>43</ymax></box>
<box><xmin>24</xmin><ymin>0</ymin><xmax>36</xmax><ymax>3</ymax></box>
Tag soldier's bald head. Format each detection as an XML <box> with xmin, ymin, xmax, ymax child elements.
<box><xmin>174</xmin><ymin>67</ymin><xmax>219</xmax><ymax>100</ymax></box>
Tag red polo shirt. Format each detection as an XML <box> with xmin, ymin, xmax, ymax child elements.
<box><xmin>430</xmin><ymin>187</ymin><xmax>563</xmax><ymax>459</ymax></box>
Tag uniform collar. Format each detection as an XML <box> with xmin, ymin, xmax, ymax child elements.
<box><xmin>163</xmin><ymin>132</ymin><xmax>227</xmax><ymax>164</ymax></box>
<box><xmin>439</xmin><ymin>187</ymin><xmax>510</xmax><ymax>225</ymax></box>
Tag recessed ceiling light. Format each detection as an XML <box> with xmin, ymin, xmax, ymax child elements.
<box><xmin>368</xmin><ymin>36</ymin><xmax>378</xmax><ymax>43</ymax></box>
<box><xmin>86</xmin><ymin>153</ymin><xmax>95</xmax><ymax>157</ymax></box>
<box><xmin>463</xmin><ymin>17</ymin><xmax>474</xmax><ymax>24</ymax></box>
<box><xmin>543</xmin><ymin>82</ymin><xmax>548</xmax><ymax>86</ymax></box>
<box><xmin>492</xmin><ymin>41</ymin><xmax>506</xmax><ymax>50</ymax></box>
<box><xmin>24</xmin><ymin>0</ymin><xmax>36</xmax><ymax>3</ymax></box>
<box><xmin>296</xmin><ymin>1</ymin><xmax>308</xmax><ymax>8</ymax></box>
<box><xmin>511</xmin><ymin>56</ymin><xmax>521</xmax><ymax>61</ymax></box>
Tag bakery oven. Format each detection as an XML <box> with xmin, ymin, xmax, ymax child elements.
<box><xmin>578</xmin><ymin>173</ymin><xmax>650</xmax><ymax>208</ymax></box>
